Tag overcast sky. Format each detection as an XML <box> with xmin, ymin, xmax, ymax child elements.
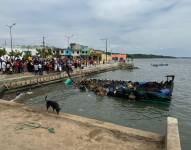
<box><xmin>0</xmin><ymin>0</ymin><xmax>191</xmax><ymax>56</ymax></box>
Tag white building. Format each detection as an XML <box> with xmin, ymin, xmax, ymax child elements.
<box><xmin>4</xmin><ymin>46</ymin><xmax>37</xmax><ymax>56</ymax></box>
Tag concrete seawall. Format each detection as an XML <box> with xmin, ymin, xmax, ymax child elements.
<box><xmin>2</xmin><ymin>63</ymin><xmax>123</xmax><ymax>91</ymax></box>
<box><xmin>166</xmin><ymin>117</ymin><xmax>181</xmax><ymax>150</ymax></box>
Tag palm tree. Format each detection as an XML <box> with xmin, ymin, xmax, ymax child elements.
<box><xmin>36</xmin><ymin>48</ymin><xmax>52</xmax><ymax>58</ymax></box>
<box><xmin>23</xmin><ymin>51</ymin><xmax>32</xmax><ymax>60</ymax></box>
<box><xmin>8</xmin><ymin>50</ymin><xmax>22</xmax><ymax>58</ymax></box>
<box><xmin>0</xmin><ymin>48</ymin><xmax>7</xmax><ymax>57</ymax></box>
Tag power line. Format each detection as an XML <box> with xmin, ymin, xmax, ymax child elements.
<box><xmin>65</xmin><ymin>34</ymin><xmax>74</xmax><ymax>48</ymax></box>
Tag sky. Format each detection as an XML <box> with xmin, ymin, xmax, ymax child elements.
<box><xmin>0</xmin><ymin>0</ymin><xmax>191</xmax><ymax>57</ymax></box>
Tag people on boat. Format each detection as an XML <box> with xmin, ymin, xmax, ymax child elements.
<box><xmin>77</xmin><ymin>77</ymin><xmax>174</xmax><ymax>101</ymax></box>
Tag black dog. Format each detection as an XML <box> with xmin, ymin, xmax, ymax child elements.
<box><xmin>45</xmin><ymin>96</ymin><xmax>61</xmax><ymax>115</ymax></box>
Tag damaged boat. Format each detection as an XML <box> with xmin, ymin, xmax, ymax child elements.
<box><xmin>78</xmin><ymin>75</ymin><xmax>175</xmax><ymax>102</ymax></box>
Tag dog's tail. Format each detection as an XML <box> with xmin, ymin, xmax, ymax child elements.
<box><xmin>45</xmin><ymin>96</ymin><xmax>47</xmax><ymax>101</ymax></box>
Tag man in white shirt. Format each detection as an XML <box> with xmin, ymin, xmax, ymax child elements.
<box><xmin>34</xmin><ymin>63</ymin><xmax>39</xmax><ymax>75</ymax></box>
<box><xmin>2</xmin><ymin>61</ymin><xmax>6</xmax><ymax>74</ymax></box>
<box><xmin>38</xmin><ymin>63</ymin><xmax>43</xmax><ymax>75</ymax></box>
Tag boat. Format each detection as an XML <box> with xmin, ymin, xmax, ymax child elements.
<box><xmin>78</xmin><ymin>75</ymin><xmax>175</xmax><ymax>102</ymax></box>
<box><xmin>151</xmin><ymin>63</ymin><xmax>168</xmax><ymax>67</ymax></box>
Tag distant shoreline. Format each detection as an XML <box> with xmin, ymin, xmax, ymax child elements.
<box><xmin>127</xmin><ymin>54</ymin><xmax>176</xmax><ymax>59</ymax></box>
<box><xmin>131</xmin><ymin>57</ymin><xmax>177</xmax><ymax>59</ymax></box>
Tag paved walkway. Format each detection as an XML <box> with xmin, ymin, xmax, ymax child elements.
<box><xmin>0</xmin><ymin>72</ymin><xmax>35</xmax><ymax>82</ymax></box>
<box><xmin>0</xmin><ymin>63</ymin><xmax>117</xmax><ymax>83</ymax></box>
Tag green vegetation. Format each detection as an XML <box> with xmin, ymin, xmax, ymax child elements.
<box><xmin>8</xmin><ymin>50</ymin><xmax>23</xmax><ymax>58</ymax></box>
<box><xmin>36</xmin><ymin>48</ymin><xmax>52</xmax><ymax>58</ymax></box>
<box><xmin>0</xmin><ymin>48</ymin><xmax>7</xmax><ymax>57</ymax></box>
<box><xmin>23</xmin><ymin>51</ymin><xmax>32</xmax><ymax>60</ymax></box>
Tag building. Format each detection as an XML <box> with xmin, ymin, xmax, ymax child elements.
<box><xmin>90</xmin><ymin>50</ymin><xmax>103</xmax><ymax>62</ymax></box>
<box><xmin>52</xmin><ymin>48</ymin><xmax>63</xmax><ymax>57</ymax></box>
<box><xmin>63</xmin><ymin>48</ymin><xmax>73</xmax><ymax>57</ymax></box>
<box><xmin>81</xmin><ymin>46</ymin><xmax>88</xmax><ymax>56</ymax></box>
<box><xmin>70</xmin><ymin>43</ymin><xmax>91</xmax><ymax>57</ymax></box>
<box><xmin>81</xmin><ymin>46</ymin><xmax>92</xmax><ymax>57</ymax></box>
<box><xmin>101</xmin><ymin>53</ymin><xmax>112</xmax><ymax>62</ymax></box>
<box><xmin>90</xmin><ymin>50</ymin><xmax>112</xmax><ymax>63</ymax></box>
<box><xmin>4</xmin><ymin>47</ymin><xmax>37</xmax><ymax>56</ymax></box>
<box><xmin>70</xmin><ymin>43</ymin><xmax>81</xmax><ymax>57</ymax></box>
<box><xmin>111</xmin><ymin>54</ymin><xmax>127</xmax><ymax>62</ymax></box>
<box><xmin>70</xmin><ymin>43</ymin><xmax>81</xmax><ymax>50</ymax></box>
<box><xmin>52</xmin><ymin>48</ymin><xmax>73</xmax><ymax>58</ymax></box>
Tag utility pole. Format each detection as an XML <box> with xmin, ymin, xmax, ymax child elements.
<box><xmin>4</xmin><ymin>40</ymin><xmax>6</xmax><ymax>48</ymax></box>
<box><xmin>42</xmin><ymin>36</ymin><xmax>45</xmax><ymax>49</ymax></box>
<box><xmin>6</xmin><ymin>23</ymin><xmax>16</xmax><ymax>57</ymax></box>
<box><xmin>100</xmin><ymin>38</ymin><xmax>108</xmax><ymax>62</ymax></box>
<box><xmin>65</xmin><ymin>35</ymin><xmax>74</xmax><ymax>48</ymax></box>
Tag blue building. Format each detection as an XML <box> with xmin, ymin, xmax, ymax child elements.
<box><xmin>64</xmin><ymin>48</ymin><xmax>73</xmax><ymax>57</ymax></box>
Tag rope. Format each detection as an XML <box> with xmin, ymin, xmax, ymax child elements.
<box><xmin>15</xmin><ymin>122</ymin><xmax>55</xmax><ymax>133</ymax></box>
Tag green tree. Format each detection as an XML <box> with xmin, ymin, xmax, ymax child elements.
<box><xmin>0</xmin><ymin>48</ymin><xmax>7</xmax><ymax>57</ymax></box>
<box><xmin>23</xmin><ymin>51</ymin><xmax>32</xmax><ymax>60</ymax></box>
<box><xmin>36</xmin><ymin>48</ymin><xmax>52</xmax><ymax>58</ymax></box>
<box><xmin>8</xmin><ymin>50</ymin><xmax>22</xmax><ymax>58</ymax></box>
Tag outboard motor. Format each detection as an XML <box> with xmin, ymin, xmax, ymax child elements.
<box><xmin>79</xmin><ymin>85</ymin><xmax>86</xmax><ymax>92</ymax></box>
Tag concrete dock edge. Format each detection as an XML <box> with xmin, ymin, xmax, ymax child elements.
<box><xmin>166</xmin><ymin>117</ymin><xmax>181</xmax><ymax>150</ymax></box>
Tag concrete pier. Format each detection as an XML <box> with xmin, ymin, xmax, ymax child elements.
<box><xmin>1</xmin><ymin>63</ymin><xmax>121</xmax><ymax>91</ymax></box>
<box><xmin>0</xmin><ymin>99</ymin><xmax>165</xmax><ymax>150</ymax></box>
<box><xmin>166</xmin><ymin>117</ymin><xmax>181</xmax><ymax>150</ymax></box>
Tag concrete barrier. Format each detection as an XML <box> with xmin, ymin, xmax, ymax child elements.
<box><xmin>1</xmin><ymin>63</ymin><xmax>125</xmax><ymax>91</ymax></box>
<box><xmin>166</xmin><ymin>117</ymin><xmax>181</xmax><ymax>150</ymax></box>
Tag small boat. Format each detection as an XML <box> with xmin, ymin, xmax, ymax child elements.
<box><xmin>151</xmin><ymin>63</ymin><xmax>168</xmax><ymax>67</ymax></box>
<box><xmin>79</xmin><ymin>75</ymin><xmax>175</xmax><ymax>102</ymax></box>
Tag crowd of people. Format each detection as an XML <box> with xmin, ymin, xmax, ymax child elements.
<box><xmin>0</xmin><ymin>57</ymin><xmax>100</xmax><ymax>75</ymax></box>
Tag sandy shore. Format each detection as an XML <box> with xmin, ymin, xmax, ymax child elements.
<box><xmin>0</xmin><ymin>100</ymin><xmax>164</xmax><ymax>150</ymax></box>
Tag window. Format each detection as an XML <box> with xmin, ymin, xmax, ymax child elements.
<box><xmin>119</xmin><ymin>58</ymin><xmax>124</xmax><ymax>62</ymax></box>
<box><xmin>86</xmin><ymin>51</ymin><xmax>88</xmax><ymax>54</ymax></box>
<box><xmin>82</xmin><ymin>51</ymin><xmax>84</xmax><ymax>53</ymax></box>
<box><xmin>66</xmin><ymin>51</ymin><xmax>68</xmax><ymax>53</ymax></box>
<box><xmin>53</xmin><ymin>51</ymin><xmax>55</xmax><ymax>53</ymax></box>
<box><xmin>77</xmin><ymin>51</ymin><xmax>79</xmax><ymax>54</ymax></box>
<box><xmin>61</xmin><ymin>50</ymin><xmax>64</xmax><ymax>53</ymax></box>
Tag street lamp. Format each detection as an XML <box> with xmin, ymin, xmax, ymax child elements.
<box><xmin>6</xmin><ymin>23</ymin><xmax>16</xmax><ymax>57</ymax></box>
<box><xmin>100</xmin><ymin>38</ymin><xmax>108</xmax><ymax>62</ymax></box>
<box><xmin>65</xmin><ymin>34</ymin><xmax>74</xmax><ymax>48</ymax></box>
